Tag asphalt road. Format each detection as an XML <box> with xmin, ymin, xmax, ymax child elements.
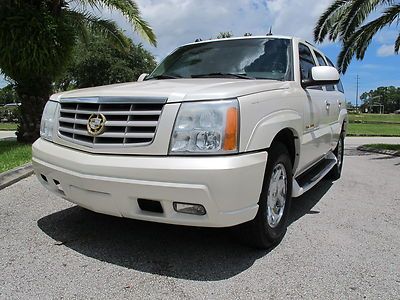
<box><xmin>0</xmin><ymin>139</ymin><xmax>399</xmax><ymax>299</ymax></box>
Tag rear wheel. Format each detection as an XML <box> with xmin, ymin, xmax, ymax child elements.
<box><xmin>239</xmin><ymin>142</ymin><xmax>293</xmax><ymax>249</ymax></box>
<box><xmin>327</xmin><ymin>131</ymin><xmax>344</xmax><ymax>180</ymax></box>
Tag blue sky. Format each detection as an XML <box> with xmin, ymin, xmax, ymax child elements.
<box><xmin>1</xmin><ymin>0</ymin><xmax>399</xmax><ymax>105</ymax></box>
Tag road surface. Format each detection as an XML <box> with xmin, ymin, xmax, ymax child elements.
<box><xmin>0</xmin><ymin>138</ymin><xmax>399</xmax><ymax>299</ymax></box>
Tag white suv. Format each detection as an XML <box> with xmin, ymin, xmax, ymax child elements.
<box><xmin>33</xmin><ymin>36</ymin><xmax>347</xmax><ymax>248</ymax></box>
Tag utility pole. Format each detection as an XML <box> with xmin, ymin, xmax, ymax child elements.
<box><xmin>355</xmin><ymin>74</ymin><xmax>359</xmax><ymax>112</ymax></box>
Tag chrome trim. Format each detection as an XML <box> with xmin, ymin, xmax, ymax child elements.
<box><xmin>60</xmin><ymin>96</ymin><xmax>167</xmax><ymax>104</ymax></box>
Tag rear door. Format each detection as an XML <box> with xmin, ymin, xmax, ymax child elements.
<box><xmin>325</xmin><ymin>57</ymin><xmax>346</xmax><ymax>148</ymax></box>
<box><xmin>313</xmin><ymin>51</ymin><xmax>339</xmax><ymax>127</ymax></box>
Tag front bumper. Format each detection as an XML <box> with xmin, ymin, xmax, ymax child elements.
<box><xmin>32</xmin><ymin>139</ymin><xmax>267</xmax><ymax>227</ymax></box>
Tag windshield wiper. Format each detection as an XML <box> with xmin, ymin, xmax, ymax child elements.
<box><xmin>146</xmin><ymin>74</ymin><xmax>182</xmax><ymax>80</ymax></box>
<box><xmin>191</xmin><ymin>73</ymin><xmax>255</xmax><ymax>79</ymax></box>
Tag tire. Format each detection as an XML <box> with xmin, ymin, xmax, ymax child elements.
<box><xmin>238</xmin><ymin>142</ymin><xmax>293</xmax><ymax>249</ymax></box>
<box><xmin>327</xmin><ymin>132</ymin><xmax>344</xmax><ymax>180</ymax></box>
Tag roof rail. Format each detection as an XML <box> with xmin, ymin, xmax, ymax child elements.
<box><xmin>305</xmin><ymin>40</ymin><xmax>316</xmax><ymax>47</ymax></box>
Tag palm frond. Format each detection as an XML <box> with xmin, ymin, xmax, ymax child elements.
<box><xmin>74</xmin><ymin>0</ymin><xmax>157</xmax><ymax>46</ymax></box>
<box><xmin>314</xmin><ymin>0</ymin><xmax>394</xmax><ymax>43</ymax></box>
<box><xmin>339</xmin><ymin>0</ymin><xmax>392</xmax><ymax>40</ymax></box>
<box><xmin>63</xmin><ymin>9</ymin><xmax>130</xmax><ymax>49</ymax></box>
<box><xmin>395</xmin><ymin>32</ymin><xmax>400</xmax><ymax>53</ymax></box>
<box><xmin>314</xmin><ymin>0</ymin><xmax>350</xmax><ymax>42</ymax></box>
<box><xmin>337</xmin><ymin>4</ymin><xmax>400</xmax><ymax>73</ymax></box>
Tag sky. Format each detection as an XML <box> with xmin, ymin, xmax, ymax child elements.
<box><xmin>1</xmin><ymin>0</ymin><xmax>399</xmax><ymax>104</ymax></box>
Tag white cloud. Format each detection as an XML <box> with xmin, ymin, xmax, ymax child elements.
<box><xmin>101</xmin><ymin>0</ymin><xmax>332</xmax><ymax>59</ymax></box>
<box><xmin>266</xmin><ymin>0</ymin><xmax>331</xmax><ymax>42</ymax></box>
<box><xmin>377</xmin><ymin>44</ymin><xmax>395</xmax><ymax>57</ymax></box>
<box><xmin>374</xmin><ymin>29</ymin><xmax>398</xmax><ymax>44</ymax></box>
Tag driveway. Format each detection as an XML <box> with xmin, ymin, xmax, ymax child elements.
<box><xmin>0</xmin><ymin>138</ymin><xmax>399</xmax><ymax>299</ymax></box>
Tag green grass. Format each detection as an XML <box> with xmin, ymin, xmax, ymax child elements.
<box><xmin>349</xmin><ymin>113</ymin><xmax>400</xmax><ymax>124</ymax></box>
<box><xmin>347</xmin><ymin>123</ymin><xmax>400</xmax><ymax>136</ymax></box>
<box><xmin>363</xmin><ymin>144</ymin><xmax>400</xmax><ymax>151</ymax></box>
<box><xmin>0</xmin><ymin>140</ymin><xmax>32</xmax><ymax>173</ymax></box>
<box><xmin>0</xmin><ymin>123</ymin><xmax>18</xmax><ymax>131</ymax></box>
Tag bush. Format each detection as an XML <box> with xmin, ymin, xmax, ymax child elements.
<box><xmin>0</xmin><ymin>105</ymin><xmax>19</xmax><ymax>122</ymax></box>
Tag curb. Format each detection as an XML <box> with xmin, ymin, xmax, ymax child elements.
<box><xmin>347</xmin><ymin>134</ymin><xmax>400</xmax><ymax>137</ymax></box>
<box><xmin>0</xmin><ymin>163</ymin><xmax>34</xmax><ymax>190</ymax></box>
<box><xmin>0</xmin><ymin>137</ymin><xmax>17</xmax><ymax>141</ymax></box>
<box><xmin>357</xmin><ymin>146</ymin><xmax>400</xmax><ymax>157</ymax></box>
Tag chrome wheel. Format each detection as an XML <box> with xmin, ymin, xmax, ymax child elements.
<box><xmin>266</xmin><ymin>163</ymin><xmax>287</xmax><ymax>228</ymax></box>
<box><xmin>337</xmin><ymin>137</ymin><xmax>343</xmax><ymax>169</ymax></box>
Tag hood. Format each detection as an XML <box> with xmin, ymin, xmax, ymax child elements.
<box><xmin>51</xmin><ymin>79</ymin><xmax>291</xmax><ymax>103</ymax></box>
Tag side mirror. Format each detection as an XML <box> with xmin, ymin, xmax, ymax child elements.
<box><xmin>137</xmin><ymin>73</ymin><xmax>149</xmax><ymax>82</ymax></box>
<box><xmin>302</xmin><ymin>66</ymin><xmax>340</xmax><ymax>88</ymax></box>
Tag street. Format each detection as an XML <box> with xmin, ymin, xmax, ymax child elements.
<box><xmin>0</xmin><ymin>138</ymin><xmax>399</xmax><ymax>299</ymax></box>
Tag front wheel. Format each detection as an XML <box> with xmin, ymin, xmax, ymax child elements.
<box><xmin>239</xmin><ymin>142</ymin><xmax>293</xmax><ymax>249</ymax></box>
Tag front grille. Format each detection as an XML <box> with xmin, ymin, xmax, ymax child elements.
<box><xmin>58</xmin><ymin>101</ymin><xmax>164</xmax><ymax>147</ymax></box>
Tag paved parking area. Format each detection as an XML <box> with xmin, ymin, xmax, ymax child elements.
<box><xmin>0</xmin><ymin>139</ymin><xmax>399</xmax><ymax>299</ymax></box>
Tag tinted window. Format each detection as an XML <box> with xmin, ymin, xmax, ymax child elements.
<box><xmin>337</xmin><ymin>80</ymin><xmax>345</xmax><ymax>93</ymax></box>
<box><xmin>314</xmin><ymin>51</ymin><xmax>326</xmax><ymax>66</ymax></box>
<box><xmin>326</xmin><ymin>57</ymin><xmax>344</xmax><ymax>93</ymax></box>
<box><xmin>299</xmin><ymin>44</ymin><xmax>316</xmax><ymax>81</ymax></box>
<box><xmin>149</xmin><ymin>38</ymin><xmax>293</xmax><ymax>81</ymax></box>
<box><xmin>314</xmin><ymin>51</ymin><xmax>335</xmax><ymax>91</ymax></box>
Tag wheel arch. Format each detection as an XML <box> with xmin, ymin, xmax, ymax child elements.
<box><xmin>270</xmin><ymin>128</ymin><xmax>299</xmax><ymax>172</ymax></box>
<box><xmin>244</xmin><ymin>110</ymin><xmax>301</xmax><ymax>172</ymax></box>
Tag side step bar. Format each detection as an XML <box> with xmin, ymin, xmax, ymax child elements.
<box><xmin>292</xmin><ymin>152</ymin><xmax>337</xmax><ymax>197</ymax></box>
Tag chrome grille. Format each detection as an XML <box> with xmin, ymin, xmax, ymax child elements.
<box><xmin>58</xmin><ymin>101</ymin><xmax>164</xmax><ymax>147</ymax></box>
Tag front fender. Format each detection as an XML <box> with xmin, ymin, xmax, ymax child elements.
<box><xmin>244</xmin><ymin>109</ymin><xmax>302</xmax><ymax>151</ymax></box>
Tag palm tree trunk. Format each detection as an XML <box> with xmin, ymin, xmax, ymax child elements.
<box><xmin>15</xmin><ymin>81</ymin><xmax>51</xmax><ymax>143</ymax></box>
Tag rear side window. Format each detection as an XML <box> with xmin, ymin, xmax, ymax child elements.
<box><xmin>314</xmin><ymin>51</ymin><xmax>335</xmax><ymax>91</ymax></box>
<box><xmin>326</xmin><ymin>57</ymin><xmax>345</xmax><ymax>93</ymax></box>
<box><xmin>299</xmin><ymin>43</ymin><xmax>316</xmax><ymax>81</ymax></box>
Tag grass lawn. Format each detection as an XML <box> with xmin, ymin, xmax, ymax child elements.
<box><xmin>348</xmin><ymin>113</ymin><xmax>400</xmax><ymax>124</ymax></box>
<box><xmin>0</xmin><ymin>123</ymin><xmax>18</xmax><ymax>131</ymax></box>
<box><xmin>0</xmin><ymin>140</ymin><xmax>32</xmax><ymax>173</ymax></box>
<box><xmin>347</xmin><ymin>123</ymin><xmax>400</xmax><ymax>136</ymax></box>
<box><xmin>363</xmin><ymin>144</ymin><xmax>400</xmax><ymax>151</ymax></box>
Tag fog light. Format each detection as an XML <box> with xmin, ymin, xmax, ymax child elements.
<box><xmin>173</xmin><ymin>202</ymin><xmax>206</xmax><ymax>215</ymax></box>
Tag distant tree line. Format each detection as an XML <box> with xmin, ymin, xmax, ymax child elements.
<box><xmin>360</xmin><ymin>86</ymin><xmax>400</xmax><ymax>113</ymax></box>
<box><xmin>55</xmin><ymin>36</ymin><xmax>157</xmax><ymax>91</ymax></box>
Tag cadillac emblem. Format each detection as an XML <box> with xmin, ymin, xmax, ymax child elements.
<box><xmin>87</xmin><ymin>113</ymin><xmax>106</xmax><ymax>136</ymax></box>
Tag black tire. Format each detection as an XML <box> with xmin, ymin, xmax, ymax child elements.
<box><xmin>238</xmin><ymin>142</ymin><xmax>293</xmax><ymax>249</ymax></box>
<box><xmin>327</xmin><ymin>132</ymin><xmax>344</xmax><ymax>180</ymax></box>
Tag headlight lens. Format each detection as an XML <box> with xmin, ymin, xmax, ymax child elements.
<box><xmin>169</xmin><ymin>99</ymin><xmax>239</xmax><ymax>155</ymax></box>
<box><xmin>40</xmin><ymin>101</ymin><xmax>58</xmax><ymax>141</ymax></box>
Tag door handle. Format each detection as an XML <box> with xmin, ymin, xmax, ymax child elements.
<box><xmin>325</xmin><ymin>100</ymin><xmax>331</xmax><ymax>110</ymax></box>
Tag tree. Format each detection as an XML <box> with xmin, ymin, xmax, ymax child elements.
<box><xmin>217</xmin><ymin>32</ymin><xmax>233</xmax><ymax>39</ymax></box>
<box><xmin>56</xmin><ymin>36</ymin><xmax>157</xmax><ymax>90</ymax></box>
<box><xmin>314</xmin><ymin>0</ymin><xmax>400</xmax><ymax>73</ymax></box>
<box><xmin>360</xmin><ymin>86</ymin><xmax>400</xmax><ymax>113</ymax></box>
<box><xmin>0</xmin><ymin>0</ymin><xmax>156</xmax><ymax>143</ymax></box>
<box><xmin>0</xmin><ymin>85</ymin><xmax>17</xmax><ymax>106</ymax></box>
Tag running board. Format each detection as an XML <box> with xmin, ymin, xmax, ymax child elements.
<box><xmin>292</xmin><ymin>152</ymin><xmax>337</xmax><ymax>197</ymax></box>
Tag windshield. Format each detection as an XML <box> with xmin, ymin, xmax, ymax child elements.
<box><xmin>148</xmin><ymin>38</ymin><xmax>293</xmax><ymax>81</ymax></box>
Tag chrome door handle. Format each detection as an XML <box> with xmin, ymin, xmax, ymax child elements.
<box><xmin>325</xmin><ymin>100</ymin><xmax>331</xmax><ymax>110</ymax></box>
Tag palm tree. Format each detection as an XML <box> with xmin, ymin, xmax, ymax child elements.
<box><xmin>0</xmin><ymin>0</ymin><xmax>156</xmax><ymax>143</ymax></box>
<box><xmin>314</xmin><ymin>0</ymin><xmax>400</xmax><ymax>74</ymax></box>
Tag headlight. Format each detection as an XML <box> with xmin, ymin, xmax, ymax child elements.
<box><xmin>169</xmin><ymin>99</ymin><xmax>239</xmax><ymax>155</ymax></box>
<box><xmin>40</xmin><ymin>101</ymin><xmax>58</xmax><ymax>141</ymax></box>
